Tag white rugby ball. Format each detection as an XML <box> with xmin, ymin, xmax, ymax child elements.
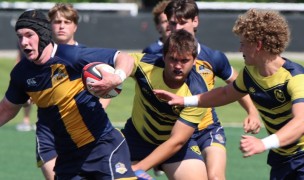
<box><xmin>81</xmin><ymin>62</ymin><xmax>122</xmax><ymax>98</ymax></box>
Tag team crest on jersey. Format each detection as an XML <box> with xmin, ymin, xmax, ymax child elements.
<box><xmin>215</xmin><ymin>134</ymin><xmax>225</xmax><ymax>144</ymax></box>
<box><xmin>190</xmin><ymin>145</ymin><xmax>201</xmax><ymax>155</ymax></box>
<box><xmin>52</xmin><ymin>67</ymin><xmax>67</xmax><ymax>81</ymax></box>
<box><xmin>197</xmin><ymin>65</ymin><xmax>212</xmax><ymax>77</ymax></box>
<box><xmin>274</xmin><ymin>89</ymin><xmax>285</xmax><ymax>102</ymax></box>
<box><xmin>172</xmin><ymin>105</ymin><xmax>182</xmax><ymax>115</ymax></box>
<box><xmin>248</xmin><ymin>87</ymin><xmax>256</xmax><ymax>94</ymax></box>
<box><xmin>115</xmin><ymin>162</ymin><xmax>127</xmax><ymax>174</ymax></box>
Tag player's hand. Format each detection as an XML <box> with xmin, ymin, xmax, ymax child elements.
<box><xmin>153</xmin><ymin>89</ymin><xmax>184</xmax><ymax>106</ymax></box>
<box><xmin>240</xmin><ymin>135</ymin><xmax>265</xmax><ymax>158</ymax></box>
<box><xmin>87</xmin><ymin>68</ymin><xmax>120</xmax><ymax>97</ymax></box>
<box><xmin>134</xmin><ymin>170</ymin><xmax>155</xmax><ymax>180</ymax></box>
<box><xmin>243</xmin><ymin>114</ymin><xmax>261</xmax><ymax>134</ymax></box>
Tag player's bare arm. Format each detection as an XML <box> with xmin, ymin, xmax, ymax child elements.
<box><xmin>240</xmin><ymin>102</ymin><xmax>304</xmax><ymax>158</ymax></box>
<box><xmin>226</xmin><ymin>68</ymin><xmax>261</xmax><ymax>134</ymax></box>
<box><xmin>132</xmin><ymin>120</ymin><xmax>195</xmax><ymax>171</ymax></box>
<box><xmin>114</xmin><ymin>52</ymin><xmax>135</xmax><ymax>79</ymax></box>
<box><xmin>0</xmin><ymin>97</ymin><xmax>23</xmax><ymax>126</ymax></box>
<box><xmin>154</xmin><ymin>83</ymin><xmax>245</xmax><ymax>107</ymax></box>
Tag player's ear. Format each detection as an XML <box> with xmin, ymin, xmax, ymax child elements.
<box><xmin>256</xmin><ymin>40</ymin><xmax>263</xmax><ymax>51</ymax></box>
<box><xmin>193</xmin><ymin>16</ymin><xmax>199</xmax><ymax>28</ymax></box>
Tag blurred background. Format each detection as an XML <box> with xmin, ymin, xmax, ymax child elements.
<box><xmin>0</xmin><ymin>0</ymin><xmax>303</xmax><ymax>57</ymax></box>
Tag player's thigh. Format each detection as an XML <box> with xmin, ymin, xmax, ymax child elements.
<box><xmin>41</xmin><ymin>157</ymin><xmax>56</xmax><ymax>180</ymax></box>
<box><xmin>203</xmin><ymin>145</ymin><xmax>226</xmax><ymax>179</ymax></box>
<box><xmin>162</xmin><ymin>159</ymin><xmax>208</xmax><ymax>180</ymax></box>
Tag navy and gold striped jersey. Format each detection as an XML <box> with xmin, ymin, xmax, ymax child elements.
<box><xmin>195</xmin><ymin>43</ymin><xmax>233</xmax><ymax>130</ymax></box>
<box><xmin>128</xmin><ymin>53</ymin><xmax>208</xmax><ymax>145</ymax></box>
<box><xmin>234</xmin><ymin>59</ymin><xmax>304</xmax><ymax>156</ymax></box>
<box><xmin>6</xmin><ymin>44</ymin><xmax>118</xmax><ymax>154</ymax></box>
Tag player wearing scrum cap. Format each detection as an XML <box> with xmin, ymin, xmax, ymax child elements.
<box><xmin>35</xmin><ymin>4</ymin><xmax>82</xmax><ymax>179</ymax></box>
<box><xmin>0</xmin><ymin>9</ymin><xmax>146</xmax><ymax>179</ymax></box>
<box><xmin>33</xmin><ymin>4</ymin><xmax>120</xmax><ymax>179</ymax></box>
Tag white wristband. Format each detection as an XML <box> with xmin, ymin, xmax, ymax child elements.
<box><xmin>184</xmin><ymin>96</ymin><xmax>198</xmax><ymax>107</ymax></box>
<box><xmin>261</xmin><ymin>134</ymin><xmax>280</xmax><ymax>150</ymax></box>
<box><xmin>114</xmin><ymin>69</ymin><xmax>126</xmax><ymax>82</ymax></box>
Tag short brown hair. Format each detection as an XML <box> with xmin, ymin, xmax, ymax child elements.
<box><xmin>48</xmin><ymin>3</ymin><xmax>79</xmax><ymax>25</ymax></box>
<box><xmin>232</xmin><ymin>9</ymin><xmax>290</xmax><ymax>55</ymax></box>
<box><xmin>163</xmin><ymin>29</ymin><xmax>198</xmax><ymax>59</ymax></box>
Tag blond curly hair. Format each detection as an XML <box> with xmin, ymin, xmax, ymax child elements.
<box><xmin>232</xmin><ymin>9</ymin><xmax>290</xmax><ymax>55</ymax></box>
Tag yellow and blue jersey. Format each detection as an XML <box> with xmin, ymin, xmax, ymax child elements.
<box><xmin>6</xmin><ymin>44</ymin><xmax>118</xmax><ymax>155</ymax></box>
<box><xmin>128</xmin><ymin>53</ymin><xmax>208</xmax><ymax>145</ymax></box>
<box><xmin>234</xmin><ymin>58</ymin><xmax>304</xmax><ymax>158</ymax></box>
<box><xmin>195</xmin><ymin>43</ymin><xmax>233</xmax><ymax>130</ymax></box>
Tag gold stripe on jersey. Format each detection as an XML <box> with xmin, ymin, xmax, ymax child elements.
<box><xmin>130</xmin><ymin>53</ymin><xmax>206</xmax><ymax>145</ymax></box>
<box><xmin>195</xmin><ymin>60</ymin><xmax>217</xmax><ymax>130</ymax></box>
<box><xmin>195</xmin><ymin>61</ymin><xmax>214</xmax><ymax>90</ymax></box>
<box><xmin>235</xmin><ymin>64</ymin><xmax>304</xmax><ymax>156</ymax></box>
<box><xmin>28</xmin><ymin>64</ymin><xmax>94</xmax><ymax>148</ymax></box>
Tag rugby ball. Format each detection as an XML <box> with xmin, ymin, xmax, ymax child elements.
<box><xmin>81</xmin><ymin>62</ymin><xmax>122</xmax><ymax>98</ymax></box>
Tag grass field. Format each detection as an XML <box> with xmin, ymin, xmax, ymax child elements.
<box><xmin>0</xmin><ymin>58</ymin><xmax>303</xmax><ymax>179</ymax></box>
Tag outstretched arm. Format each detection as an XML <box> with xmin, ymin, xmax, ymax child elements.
<box><xmin>154</xmin><ymin>83</ymin><xmax>245</xmax><ymax>107</ymax></box>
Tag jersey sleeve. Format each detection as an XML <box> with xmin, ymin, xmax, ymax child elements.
<box><xmin>210</xmin><ymin>50</ymin><xmax>233</xmax><ymax>81</ymax></box>
<box><xmin>179</xmin><ymin>106</ymin><xmax>206</xmax><ymax>127</ymax></box>
<box><xmin>5</xmin><ymin>67</ymin><xmax>30</xmax><ymax>105</ymax></box>
<box><xmin>287</xmin><ymin>74</ymin><xmax>304</xmax><ymax>103</ymax></box>
<box><xmin>128</xmin><ymin>53</ymin><xmax>146</xmax><ymax>76</ymax></box>
<box><xmin>75</xmin><ymin>47</ymin><xmax>118</xmax><ymax>68</ymax></box>
<box><xmin>233</xmin><ymin>67</ymin><xmax>248</xmax><ymax>93</ymax></box>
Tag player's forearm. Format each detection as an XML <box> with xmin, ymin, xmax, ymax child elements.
<box><xmin>114</xmin><ymin>52</ymin><xmax>134</xmax><ymax>79</ymax></box>
<box><xmin>0</xmin><ymin>97</ymin><xmax>21</xmax><ymax>126</ymax></box>
<box><xmin>275</xmin><ymin>117</ymin><xmax>304</xmax><ymax>147</ymax></box>
<box><xmin>237</xmin><ymin>94</ymin><xmax>259</xmax><ymax>117</ymax></box>
<box><xmin>196</xmin><ymin>84</ymin><xmax>239</xmax><ymax>107</ymax></box>
<box><xmin>134</xmin><ymin>140</ymin><xmax>184</xmax><ymax>171</ymax></box>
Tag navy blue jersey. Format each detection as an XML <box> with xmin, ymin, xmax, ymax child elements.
<box><xmin>195</xmin><ymin>43</ymin><xmax>233</xmax><ymax>130</ymax></box>
<box><xmin>6</xmin><ymin>44</ymin><xmax>118</xmax><ymax>155</ymax></box>
<box><xmin>142</xmin><ymin>38</ymin><xmax>163</xmax><ymax>57</ymax></box>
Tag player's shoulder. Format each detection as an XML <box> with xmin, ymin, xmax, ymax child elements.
<box><xmin>141</xmin><ymin>53</ymin><xmax>164</xmax><ymax>67</ymax></box>
<box><xmin>283</xmin><ymin>58</ymin><xmax>304</xmax><ymax>76</ymax></box>
<box><xmin>198</xmin><ymin>43</ymin><xmax>228</xmax><ymax>62</ymax></box>
<box><xmin>142</xmin><ymin>40</ymin><xmax>163</xmax><ymax>55</ymax></box>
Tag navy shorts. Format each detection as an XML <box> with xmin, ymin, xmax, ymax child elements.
<box><xmin>121</xmin><ymin>119</ymin><xmax>203</xmax><ymax>165</ymax></box>
<box><xmin>268</xmin><ymin>150</ymin><xmax>304</xmax><ymax>180</ymax></box>
<box><xmin>36</xmin><ymin>121</ymin><xmax>57</xmax><ymax>167</ymax></box>
<box><xmin>55</xmin><ymin>128</ymin><xmax>136</xmax><ymax>180</ymax></box>
<box><xmin>192</xmin><ymin>122</ymin><xmax>226</xmax><ymax>151</ymax></box>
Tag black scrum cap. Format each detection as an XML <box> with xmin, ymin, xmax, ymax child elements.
<box><xmin>15</xmin><ymin>9</ymin><xmax>52</xmax><ymax>60</ymax></box>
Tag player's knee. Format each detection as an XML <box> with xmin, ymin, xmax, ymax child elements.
<box><xmin>207</xmin><ymin>172</ymin><xmax>225</xmax><ymax>180</ymax></box>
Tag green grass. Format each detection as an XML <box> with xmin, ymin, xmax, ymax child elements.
<box><xmin>1</xmin><ymin>58</ymin><xmax>303</xmax><ymax>179</ymax></box>
<box><xmin>0</xmin><ymin>125</ymin><xmax>269</xmax><ymax>180</ymax></box>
